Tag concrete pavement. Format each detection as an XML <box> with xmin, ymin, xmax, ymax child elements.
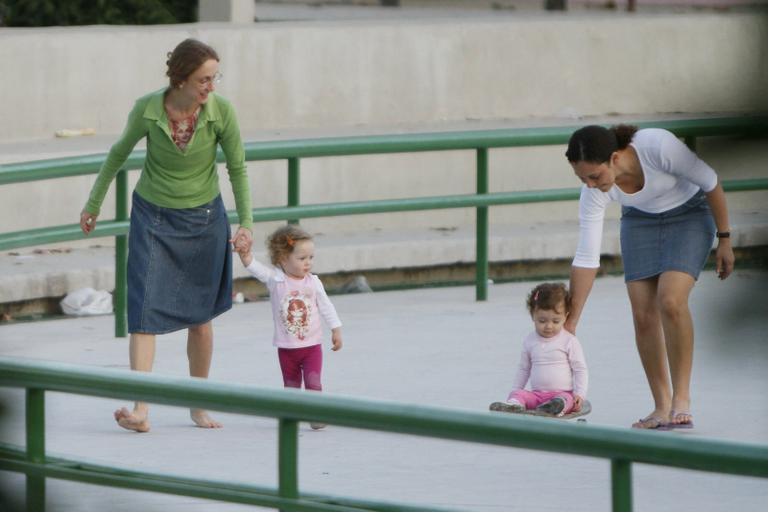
<box><xmin>0</xmin><ymin>271</ymin><xmax>766</xmax><ymax>511</ymax></box>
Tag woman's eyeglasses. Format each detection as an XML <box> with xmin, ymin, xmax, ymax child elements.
<box><xmin>198</xmin><ymin>72</ymin><xmax>223</xmax><ymax>87</ymax></box>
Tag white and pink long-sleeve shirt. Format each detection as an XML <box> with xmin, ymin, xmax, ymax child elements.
<box><xmin>244</xmin><ymin>259</ymin><xmax>342</xmax><ymax>349</ymax></box>
<box><xmin>510</xmin><ymin>329</ymin><xmax>588</xmax><ymax>398</ymax></box>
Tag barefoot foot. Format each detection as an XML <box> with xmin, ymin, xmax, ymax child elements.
<box><xmin>114</xmin><ymin>407</ymin><xmax>150</xmax><ymax>433</ymax></box>
<box><xmin>190</xmin><ymin>409</ymin><xmax>222</xmax><ymax>429</ymax></box>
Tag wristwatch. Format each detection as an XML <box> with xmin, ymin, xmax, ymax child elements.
<box><xmin>716</xmin><ymin>231</ymin><xmax>730</xmax><ymax>239</ymax></box>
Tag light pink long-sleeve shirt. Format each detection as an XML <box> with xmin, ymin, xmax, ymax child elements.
<box><xmin>244</xmin><ymin>259</ymin><xmax>342</xmax><ymax>349</ymax></box>
<box><xmin>510</xmin><ymin>329</ymin><xmax>588</xmax><ymax>398</ymax></box>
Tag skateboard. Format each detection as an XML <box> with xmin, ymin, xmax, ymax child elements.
<box><xmin>489</xmin><ymin>400</ymin><xmax>591</xmax><ymax>422</ymax></box>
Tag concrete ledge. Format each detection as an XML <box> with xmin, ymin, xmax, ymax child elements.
<box><xmin>0</xmin><ymin>248</ymin><xmax>115</xmax><ymax>304</ymax></box>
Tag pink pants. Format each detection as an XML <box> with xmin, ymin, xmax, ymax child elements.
<box><xmin>278</xmin><ymin>344</ymin><xmax>323</xmax><ymax>391</ymax></box>
<box><xmin>507</xmin><ymin>389</ymin><xmax>576</xmax><ymax>414</ymax></box>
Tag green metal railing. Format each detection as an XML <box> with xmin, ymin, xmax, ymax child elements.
<box><xmin>1</xmin><ymin>116</ymin><xmax>767</xmax><ymax>339</ymax></box>
<box><xmin>1</xmin><ymin>118</ymin><xmax>768</xmax><ymax>510</ymax></box>
<box><xmin>1</xmin><ymin>357</ymin><xmax>766</xmax><ymax>512</ymax></box>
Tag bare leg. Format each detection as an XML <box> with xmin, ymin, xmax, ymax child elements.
<box><xmin>626</xmin><ymin>278</ymin><xmax>672</xmax><ymax>428</ymax></box>
<box><xmin>114</xmin><ymin>333</ymin><xmax>155</xmax><ymax>432</ymax></box>
<box><xmin>187</xmin><ymin>322</ymin><xmax>222</xmax><ymax>428</ymax></box>
<box><xmin>657</xmin><ymin>271</ymin><xmax>696</xmax><ymax>425</ymax></box>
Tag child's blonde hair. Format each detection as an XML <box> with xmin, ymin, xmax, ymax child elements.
<box><xmin>267</xmin><ymin>224</ymin><xmax>313</xmax><ymax>265</ymax></box>
<box><xmin>526</xmin><ymin>282</ymin><xmax>571</xmax><ymax>316</ymax></box>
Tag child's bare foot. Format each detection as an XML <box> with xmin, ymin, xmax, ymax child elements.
<box><xmin>114</xmin><ymin>407</ymin><xmax>150</xmax><ymax>433</ymax></box>
<box><xmin>190</xmin><ymin>409</ymin><xmax>222</xmax><ymax>429</ymax></box>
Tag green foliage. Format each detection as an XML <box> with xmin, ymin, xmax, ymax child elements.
<box><xmin>0</xmin><ymin>0</ymin><xmax>197</xmax><ymax>27</ymax></box>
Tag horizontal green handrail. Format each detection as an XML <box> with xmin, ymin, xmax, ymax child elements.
<box><xmin>2</xmin><ymin>115</ymin><xmax>767</xmax><ymax>185</ymax></box>
<box><xmin>1</xmin><ymin>358</ymin><xmax>767</xmax><ymax>476</ymax></box>
<box><xmin>0</xmin><ymin>442</ymin><xmax>456</xmax><ymax>512</ymax></box>
<box><xmin>0</xmin><ymin>221</ymin><xmax>130</xmax><ymax>251</ymax></box>
<box><xmin>0</xmin><ymin>188</ymin><xmax>575</xmax><ymax>251</ymax></box>
<box><xmin>240</xmin><ymin>116</ymin><xmax>768</xmax><ymax>159</ymax></box>
<box><xmin>0</xmin><ymin>357</ymin><xmax>766</xmax><ymax>512</ymax></box>
<box><xmin>0</xmin><ymin>153</ymin><xmax>145</xmax><ymax>185</ymax></box>
<box><xmin>1</xmin><ymin>178</ymin><xmax>766</xmax><ymax>252</ymax></box>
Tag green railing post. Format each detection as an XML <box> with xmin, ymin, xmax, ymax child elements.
<box><xmin>115</xmin><ymin>169</ymin><xmax>129</xmax><ymax>338</ymax></box>
<box><xmin>26</xmin><ymin>388</ymin><xmax>46</xmax><ymax>512</ymax></box>
<box><xmin>288</xmin><ymin>157</ymin><xmax>300</xmax><ymax>225</ymax></box>
<box><xmin>278</xmin><ymin>418</ymin><xmax>299</xmax><ymax>510</ymax></box>
<box><xmin>475</xmin><ymin>148</ymin><xmax>489</xmax><ymax>301</ymax></box>
<box><xmin>611</xmin><ymin>459</ymin><xmax>633</xmax><ymax>512</ymax></box>
<box><xmin>684</xmin><ymin>135</ymin><xmax>697</xmax><ymax>151</ymax></box>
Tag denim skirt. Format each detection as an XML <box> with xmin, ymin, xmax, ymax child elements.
<box><xmin>620</xmin><ymin>191</ymin><xmax>715</xmax><ymax>282</ymax></box>
<box><xmin>127</xmin><ymin>191</ymin><xmax>232</xmax><ymax>334</ymax></box>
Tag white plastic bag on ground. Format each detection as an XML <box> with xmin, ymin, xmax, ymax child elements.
<box><xmin>60</xmin><ymin>287</ymin><xmax>113</xmax><ymax>316</ymax></box>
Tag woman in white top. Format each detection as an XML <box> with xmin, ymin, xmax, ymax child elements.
<box><xmin>564</xmin><ymin>124</ymin><xmax>734</xmax><ymax>430</ymax></box>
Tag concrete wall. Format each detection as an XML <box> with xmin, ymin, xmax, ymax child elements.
<box><xmin>1</xmin><ymin>12</ymin><xmax>766</xmax><ymax>255</ymax></box>
<box><xmin>3</xmin><ymin>13</ymin><xmax>767</xmax><ymax>140</ymax></box>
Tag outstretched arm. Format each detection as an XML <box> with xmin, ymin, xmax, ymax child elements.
<box><xmin>241</xmin><ymin>255</ymin><xmax>278</xmax><ymax>283</ymax></box>
<box><xmin>568</xmin><ymin>186</ymin><xmax>607</xmax><ymax>334</ymax></box>
<box><xmin>565</xmin><ymin>266</ymin><xmax>598</xmax><ymax>335</ymax></box>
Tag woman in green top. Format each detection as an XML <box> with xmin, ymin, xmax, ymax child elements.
<box><xmin>80</xmin><ymin>39</ymin><xmax>253</xmax><ymax>432</ymax></box>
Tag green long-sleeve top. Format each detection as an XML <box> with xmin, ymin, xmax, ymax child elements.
<box><xmin>85</xmin><ymin>88</ymin><xmax>252</xmax><ymax>229</ymax></box>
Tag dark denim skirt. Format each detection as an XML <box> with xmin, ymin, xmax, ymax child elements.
<box><xmin>620</xmin><ymin>190</ymin><xmax>715</xmax><ymax>282</ymax></box>
<box><xmin>127</xmin><ymin>191</ymin><xmax>232</xmax><ymax>334</ymax></box>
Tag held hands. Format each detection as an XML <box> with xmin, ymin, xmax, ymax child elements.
<box><xmin>572</xmin><ymin>395</ymin><xmax>584</xmax><ymax>412</ymax></box>
<box><xmin>715</xmin><ymin>239</ymin><xmax>735</xmax><ymax>280</ymax></box>
<box><xmin>230</xmin><ymin>227</ymin><xmax>253</xmax><ymax>266</ymax></box>
<box><xmin>331</xmin><ymin>328</ymin><xmax>343</xmax><ymax>352</ymax></box>
<box><xmin>80</xmin><ymin>210</ymin><xmax>98</xmax><ymax>235</ymax></box>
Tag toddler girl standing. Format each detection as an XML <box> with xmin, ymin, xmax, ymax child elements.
<box><xmin>490</xmin><ymin>283</ymin><xmax>588</xmax><ymax>416</ymax></box>
<box><xmin>236</xmin><ymin>225</ymin><xmax>343</xmax><ymax>429</ymax></box>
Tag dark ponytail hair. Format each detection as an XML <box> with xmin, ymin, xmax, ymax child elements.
<box><xmin>565</xmin><ymin>124</ymin><xmax>638</xmax><ymax>164</ymax></box>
